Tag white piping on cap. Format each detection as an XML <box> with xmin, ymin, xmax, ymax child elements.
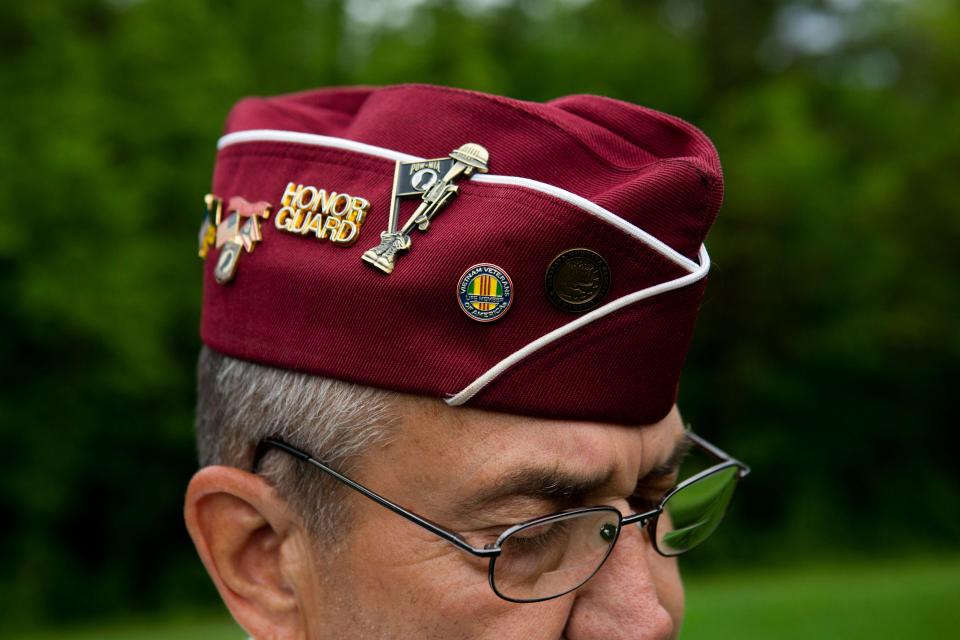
<box><xmin>219</xmin><ymin>129</ymin><xmax>422</xmax><ymax>164</ymax></box>
<box><xmin>473</xmin><ymin>173</ymin><xmax>699</xmax><ymax>272</ymax></box>
<box><xmin>217</xmin><ymin>128</ymin><xmax>700</xmax><ymax>272</ymax></box>
<box><xmin>445</xmin><ymin>244</ymin><xmax>710</xmax><ymax>407</ymax></box>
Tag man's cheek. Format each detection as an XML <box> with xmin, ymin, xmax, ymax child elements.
<box><xmin>346</xmin><ymin>524</ymin><xmax>483</xmax><ymax>599</ymax></box>
<box><xmin>411</xmin><ymin>548</ymin><xmax>574</xmax><ymax>640</ymax></box>
<box><xmin>349</xmin><ymin>528</ymin><xmax>571</xmax><ymax>640</ymax></box>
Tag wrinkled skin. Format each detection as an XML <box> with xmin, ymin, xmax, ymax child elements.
<box><xmin>185</xmin><ymin>397</ymin><xmax>686</xmax><ymax>640</ymax></box>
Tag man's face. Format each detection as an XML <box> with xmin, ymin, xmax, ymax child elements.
<box><xmin>287</xmin><ymin>400</ymin><xmax>687</xmax><ymax>640</ymax></box>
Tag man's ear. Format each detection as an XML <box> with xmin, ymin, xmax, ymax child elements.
<box><xmin>184</xmin><ymin>465</ymin><xmax>305</xmax><ymax>640</ymax></box>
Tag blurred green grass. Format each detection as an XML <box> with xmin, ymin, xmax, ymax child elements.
<box><xmin>11</xmin><ymin>555</ymin><xmax>958</xmax><ymax>639</ymax></box>
<box><xmin>681</xmin><ymin>555</ymin><xmax>960</xmax><ymax>639</ymax></box>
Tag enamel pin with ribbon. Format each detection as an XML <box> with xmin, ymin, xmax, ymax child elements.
<box><xmin>199</xmin><ymin>195</ymin><xmax>272</xmax><ymax>285</ymax></box>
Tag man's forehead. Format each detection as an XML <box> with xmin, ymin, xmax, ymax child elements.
<box><xmin>493</xmin><ymin>411</ymin><xmax>681</xmax><ymax>473</ymax></box>
<box><xmin>403</xmin><ymin>400</ymin><xmax>686</xmax><ymax>497</ymax></box>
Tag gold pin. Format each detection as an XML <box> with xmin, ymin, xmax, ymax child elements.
<box><xmin>274</xmin><ymin>182</ymin><xmax>371</xmax><ymax>246</ymax></box>
<box><xmin>362</xmin><ymin>143</ymin><xmax>489</xmax><ymax>274</ymax></box>
<box><xmin>198</xmin><ymin>194</ymin><xmax>222</xmax><ymax>259</ymax></box>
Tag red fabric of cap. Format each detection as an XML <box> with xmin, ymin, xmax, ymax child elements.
<box><xmin>201</xmin><ymin>84</ymin><xmax>723</xmax><ymax>426</ymax></box>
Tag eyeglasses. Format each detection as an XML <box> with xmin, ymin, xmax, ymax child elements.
<box><xmin>252</xmin><ymin>430</ymin><xmax>749</xmax><ymax>603</ymax></box>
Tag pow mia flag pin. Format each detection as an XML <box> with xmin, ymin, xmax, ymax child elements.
<box><xmin>362</xmin><ymin>143</ymin><xmax>489</xmax><ymax>274</ymax></box>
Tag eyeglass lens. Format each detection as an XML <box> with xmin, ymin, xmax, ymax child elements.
<box><xmin>491</xmin><ymin>508</ymin><xmax>621</xmax><ymax>602</ymax></box>
<box><xmin>653</xmin><ymin>465</ymin><xmax>739</xmax><ymax>557</ymax></box>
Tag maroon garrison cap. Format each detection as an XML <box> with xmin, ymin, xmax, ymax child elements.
<box><xmin>198</xmin><ymin>84</ymin><xmax>723</xmax><ymax>426</ymax></box>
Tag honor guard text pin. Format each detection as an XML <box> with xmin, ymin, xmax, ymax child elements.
<box><xmin>274</xmin><ymin>182</ymin><xmax>371</xmax><ymax>246</ymax></box>
<box><xmin>362</xmin><ymin>143</ymin><xmax>489</xmax><ymax>275</ymax></box>
<box><xmin>212</xmin><ymin>196</ymin><xmax>272</xmax><ymax>285</ymax></box>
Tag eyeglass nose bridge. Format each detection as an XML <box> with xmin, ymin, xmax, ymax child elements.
<box><xmin>620</xmin><ymin>507</ymin><xmax>662</xmax><ymax>528</ymax></box>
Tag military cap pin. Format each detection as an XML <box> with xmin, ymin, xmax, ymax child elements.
<box><xmin>212</xmin><ymin>196</ymin><xmax>272</xmax><ymax>285</ymax></box>
<box><xmin>362</xmin><ymin>143</ymin><xmax>489</xmax><ymax>274</ymax></box>
<box><xmin>198</xmin><ymin>194</ymin><xmax>222</xmax><ymax>259</ymax></box>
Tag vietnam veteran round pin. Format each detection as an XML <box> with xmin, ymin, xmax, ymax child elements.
<box><xmin>457</xmin><ymin>263</ymin><xmax>513</xmax><ymax>322</ymax></box>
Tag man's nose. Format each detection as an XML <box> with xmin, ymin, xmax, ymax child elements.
<box><xmin>562</xmin><ymin>523</ymin><xmax>680</xmax><ymax>640</ymax></box>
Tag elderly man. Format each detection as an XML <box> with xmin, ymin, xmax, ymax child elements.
<box><xmin>184</xmin><ymin>84</ymin><xmax>749</xmax><ymax>640</ymax></box>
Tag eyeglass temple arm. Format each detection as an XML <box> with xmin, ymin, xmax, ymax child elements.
<box><xmin>618</xmin><ymin>433</ymin><xmax>751</xmax><ymax>529</ymax></box>
<box><xmin>686</xmin><ymin>430</ymin><xmax>751</xmax><ymax>478</ymax></box>
<box><xmin>252</xmin><ymin>438</ymin><xmax>499</xmax><ymax>558</ymax></box>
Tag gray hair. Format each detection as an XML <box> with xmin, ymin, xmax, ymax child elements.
<box><xmin>194</xmin><ymin>345</ymin><xmax>403</xmax><ymax>538</ymax></box>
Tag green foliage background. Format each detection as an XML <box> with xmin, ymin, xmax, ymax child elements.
<box><xmin>1</xmin><ymin>0</ymin><xmax>957</xmax><ymax>629</ymax></box>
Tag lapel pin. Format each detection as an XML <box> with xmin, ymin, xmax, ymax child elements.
<box><xmin>274</xmin><ymin>182</ymin><xmax>371</xmax><ymax>246</ymax></box>
<box><xmin>213</xmin><ymin>196</ymin><xmax>272</xmax><ymax>285</ymax></box>
<box><xmin>198</xmin><ymin>194</ymin><xmax>222</xmax><ymax>259</ymax></box>
<box><xmin>544</xmin><ymin>248</ymin><xmax>611</xmax><ymax>313</ymax></box>
<box><xmin>362</xmin><ymin>143</ymin><xmax>489</xmax><ymax>274</ymax></box>
<box><xmin>457</xmin><ymin>263</ymin><xmax>513</xmax><ymax>322</ymax></box>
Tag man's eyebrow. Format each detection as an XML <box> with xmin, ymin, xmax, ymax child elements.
<box><xmin>458</xmin><ymin>465</ymin><xmax>615</xmax><ymax>514</ymax></box>
<box><xmin>458</xmin><ymin>433</ymin><xmax>693</xmax><ymax>515</ymax></box>
<box><xmin>644</xmin><ymin>433</ymin><xmax>694</xmax><ymax>481</ymax></box>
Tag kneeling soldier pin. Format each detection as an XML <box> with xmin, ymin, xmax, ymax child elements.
<box><xmin>362</xmin><ymin>143</ymin><xmax>489</xmax><ymax>275</ymax></box>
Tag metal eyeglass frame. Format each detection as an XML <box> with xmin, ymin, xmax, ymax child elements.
<box><xmin>251</xmin><ymin>430</ymin><xmax>750</xmax><ymax>603</ymax></box>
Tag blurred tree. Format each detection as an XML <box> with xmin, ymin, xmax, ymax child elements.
<box><xmin>0</xmin><ymin>0</ymin><xmax>956</xmax><ymax>628</ymax></box>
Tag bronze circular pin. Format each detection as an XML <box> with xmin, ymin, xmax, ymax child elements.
<box><xmin>544</xmin><ymin>248</ymin><xmax>611</xmax><ymax>313</ymax></box>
